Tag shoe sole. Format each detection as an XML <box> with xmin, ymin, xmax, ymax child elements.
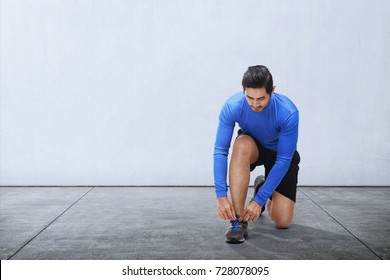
<box><xmin>225</xmin><ymin>238</ymin><xmax>245</xmax><ymax>244</ymax></box>
<box><xmin>225</xmin><ymin>233</ymin><xmax>248</xmax><ymax>244</ymax></box>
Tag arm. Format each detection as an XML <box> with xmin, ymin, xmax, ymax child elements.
<box><xmin>253</xmin><ymin>111</ymin><xmax>299</xmax><ymax>206</ymax></box>
<box><xmin>213</xmin><ymin>103</ymin><xmax>235</xmax><ymax>198</ymax></box>
<box><xmin>213</xmin><ymin>103</ymin><xmax>237</xmax><ymax>220</ymax></box>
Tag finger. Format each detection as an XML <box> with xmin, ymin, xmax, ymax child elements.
<box><xmin>224</xmin><ymin>205</ymin><xmax>233</xmax><ymax>221</ymax></box>
<box><xmin>226</xmin><ymin>208</ymin><xmax>233</xmax><ymax>220</ymax></box>
<box><xmin>219</xmin><ymin>208</ymin><xmax>228</xmax><ymax>220</ymax></box>
<box><xmin>252</xmin><ymin>214</ymin><xmax>259</xmax><ymax>222</ymax></box>
<box><xmin>217</xmin><ymin>210</ymin><xmax>224</xmax><ymax>220</ymax></box>
<box><xmin>240</xmin><ymin>208</ymin><xmax>248</xmax><ymax>222</ymax></box>
<box><xmin>222</xmin><ymin>212</ymin><xmax>228</xmax><ymax>220</ymax></box>
<box><xmin>250</xmin><ymin>214</ymin><xmax>256</xmax><ymax>222</ymax></box>
<box><xmin>227</xmin><ymin>208</ymin><xmax>235</xmax><ymax>221</ymax></box>
<box><xmin>242</xmin><ymin>210</ymin><xmax>251</xmax><ymax>222</ymax></box>
<box><xmin>230</xmin><ymin>206</ymin><xmax>237</xmax><ymax>221</ymax></box>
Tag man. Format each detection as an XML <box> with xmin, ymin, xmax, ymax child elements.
<box><xmin>213</xmin><ymin>65</ymin><xmax>300</xmax><ymax>243</ymax></box>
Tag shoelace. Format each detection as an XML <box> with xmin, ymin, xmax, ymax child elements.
<box><xmin>230</xmin><ymin>218</ymin><xmax>241</xmax><ymax>231</ymax></box>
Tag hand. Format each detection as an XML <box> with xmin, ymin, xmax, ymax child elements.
<box><xmin>241</xmin><ymin>200</ymin><xmax>262</xmax><ymax>222</ymax></box>
<box><xmin>217</xmin><ymin>196</ymin><xmax>236</xmax><ymax>221</ymax></box>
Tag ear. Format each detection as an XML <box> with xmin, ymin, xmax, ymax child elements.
<box><xmin>272</xmin><ymin>85</ymin><xmax>276</xmax><ymax>93</ymax></box>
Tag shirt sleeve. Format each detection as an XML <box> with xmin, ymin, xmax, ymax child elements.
<box><xmin>254</xmin><ymin>111</ymin><xmax>299</xmax><ymax>206</ymax></box>
<box><xmin>213</xmin><ymin>102</ymin><xmax>235</xmax><ymax>198</ymax></box>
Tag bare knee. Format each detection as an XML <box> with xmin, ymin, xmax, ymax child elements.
<box><xmin>271</xmin><ymin>211</ymin><xmax>293</xmax><ymax>229</ymax></box>
<box><xmin>233</xmin><ymin>136</ymin><xmax>253</xmax><ymax>153</ymax></box>
<box><xmin>274</xmin><ymin>219</ymin><xmax>292</xmax><ymax>229</ymax></box>
<box><xmin>232</xmin><ymin>136</ymin><xmax>258</xmax><ymax>162</ymax></box>
<box><xmin>268</xmin><ymin>192</ymin><xmax>295</xmax><ymax>229</ymax></box>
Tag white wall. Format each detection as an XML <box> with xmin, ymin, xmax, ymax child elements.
<box><xmin>1</xmin><ymin>0</ymin><xmax>389</xmax><ymax>186</ymax></box>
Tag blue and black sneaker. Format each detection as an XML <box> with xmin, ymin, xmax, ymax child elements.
<box><xmin>250</xmin><ymin>175</ymin><xmax>266</xmax><ymax>215</ymax></box>
<box><xmin>225</xmin><ymin>218</ymin><xmax>248</xmax><ymax>243</ymax></box>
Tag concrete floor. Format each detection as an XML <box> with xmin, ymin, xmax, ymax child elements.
<box><xmin>0</xmin><ymin>186</ymin><xmax>389</xmax><ymax>260</ymax></box>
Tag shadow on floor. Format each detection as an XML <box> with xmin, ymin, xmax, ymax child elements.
<box><xmin>231</xmin><ymin>223</ymin><xmax>379</xmax><ymax>260</ymax></box>
<box><xmin>0</xmin><ymin>186</ymin><xmax>388</xmax><ymax>260</ymax></box>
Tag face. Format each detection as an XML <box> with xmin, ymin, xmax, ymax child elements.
<box><xmin>244</xmin><ymin>87</ymin><xmax>273</xmax><ymax>112</ymax></box>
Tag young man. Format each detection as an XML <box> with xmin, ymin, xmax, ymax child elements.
<box><xmin>213</xmin><ymin>65</ymin><xmax>300</xmax><ymax>243</ymax></box>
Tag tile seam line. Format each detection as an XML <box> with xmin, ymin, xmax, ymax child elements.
<box><xmin>7</xmin><ymin>187</ymin><xmax>95</xmax><ymax>260</ymax></box>
<box><xmin>298</xmin><ymin>188</ymin><xmax>383</xmax><ymax>260</ymax></box>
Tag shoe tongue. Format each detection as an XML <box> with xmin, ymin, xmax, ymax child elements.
<box><xmin>231</xmin><ymin>218</ymin><xmax>241</xmax><ymax>230</ymax></box>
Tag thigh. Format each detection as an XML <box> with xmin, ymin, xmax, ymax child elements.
<box><xmin>265</xmin><ymin>150</ymin><xmax>300</xmax><ymax>202</ymax></box>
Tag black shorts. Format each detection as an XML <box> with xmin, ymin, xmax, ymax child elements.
<box><xmin>237</xmin><ymin>129</ymin><xmax>300</xmax><ymax>202</ymax></box>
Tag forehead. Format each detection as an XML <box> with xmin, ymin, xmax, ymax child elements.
<box><xmin>245</xmin><ymin>87</ymin><xmax>268</xmax><ymax>98</ymax></box>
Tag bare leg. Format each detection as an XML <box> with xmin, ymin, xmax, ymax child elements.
<box><xmin>229</xmin><ymin>135</ymin><xmax>259</xmax><ymax>218</ymax></box>
<box><xmin>267</xmin><ymin>191</ymin><xmax>295</xmax><ymax>228</ymax></box>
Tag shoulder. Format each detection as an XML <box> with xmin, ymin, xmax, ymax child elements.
<box><xmin>272</xmin><ymin>93</ymin><xmax>299</xmax><ymax>127</ymax></box>
<box><xmin>273</xmin><ymin>93</ymin><xmax>298</xmax><ymax>114</ymax></box>
<box><xmin>273</xmin><ymin>93</ymin><xmax>299</xmax><ymax>117</ymax></box>
<box><xmin>218</xmin><ymin>91</ymin><xmax>245</xmax><ymax>125</ymax></box>
<box><xmin>220</xmin><ymin>92</ymin><xmax>245</xmax><ymax>115</ymax></box>
<box><xmin>225</xmin><ymin>91</ymin><xmax>245</xmax><ymax>107</ymax></box>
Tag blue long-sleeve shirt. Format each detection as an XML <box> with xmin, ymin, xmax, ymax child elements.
<box><xmin>213</xmin><ymin>91</ymin><xmax>299</xmax><ymax>206</ymax></box>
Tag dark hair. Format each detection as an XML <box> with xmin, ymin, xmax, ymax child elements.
<box><xmin>242</xmin><ymin>65</ymin><xmax>273</xmax><ymax>94</ymax></box>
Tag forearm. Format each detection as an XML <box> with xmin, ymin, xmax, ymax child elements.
<box><xmin>213</xmin><ymin>116</ymin><xmax>235</xmax><ymax>198</ymax></box>
<box><xmin>213</xmin><ymin>151</ymin><xmax>229</xmax><ymax>198</ymax></box>
<box><xmin>254</xmin><ymin>157</ymin><xmax>291</xmax><ymax>206</ymax></box>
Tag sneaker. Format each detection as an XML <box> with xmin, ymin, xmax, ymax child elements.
<box><xmin>225</xmin><ymin>218</ymin><xmax>248</xmax><ymax>243</ymax></box>
<box><xmin>250</xmin><ymin>175</ymin><xmax>266</xmax><ymax>214</ymax></box>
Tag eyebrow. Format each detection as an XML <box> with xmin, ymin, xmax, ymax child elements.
<box><xmin>245</xmin><ymin>93</ymin><xmax>265</xmax><ymax>99</ymax></box>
